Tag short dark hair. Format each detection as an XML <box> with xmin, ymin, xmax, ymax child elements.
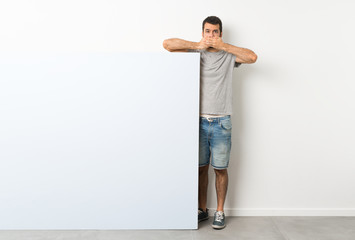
<box><xmin>202</xmin><ymin>16</ymin><xmax>222</xmax><ymax>33</ymax></box>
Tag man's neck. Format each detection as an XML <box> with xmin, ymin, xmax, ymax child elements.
<box><xmin>206</xmin><ymin>47</ymin><xmax>220</xmax><ymax>53</ymax></box>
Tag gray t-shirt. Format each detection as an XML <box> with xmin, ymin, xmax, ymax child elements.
<box><xmin>189</xmin><ymin>49</ymin><xmax>239</xmax><ymax>115</ymax></box>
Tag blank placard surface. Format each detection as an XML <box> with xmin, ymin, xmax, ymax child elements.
<box><xmin>0</xmin><ymin>53</ymin><xmax>200</xmax><ymax>229</ymax></box>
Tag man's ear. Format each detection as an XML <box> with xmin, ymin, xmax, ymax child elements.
<box><xmin>220</xmin><ymin>31</ymin><xmax>223</xmax><ymax>38</ymax></box>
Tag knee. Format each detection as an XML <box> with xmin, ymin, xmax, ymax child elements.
<box><xmin>214</xmin><ymin>168</ymin><xmax>228</xmax><ymax>176</ymax></box>
<box><xmin>199</xmin><ymin>165</ymin><xmax>209</xmax><ymax>175</ymax></box>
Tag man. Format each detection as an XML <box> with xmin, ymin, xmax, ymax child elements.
<box><xmin>163</xmin><ymin>16</ymin><xmax>257</xmax><ymax>229</ymax></box>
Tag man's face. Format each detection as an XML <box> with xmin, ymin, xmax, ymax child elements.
<box><xmin>202</xmin><ymin>23</ymin><xmax>222</xmax><ymax>39</ymax></box>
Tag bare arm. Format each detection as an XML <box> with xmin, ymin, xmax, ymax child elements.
<box><xmin>163</xmin><ymin>37</ymin><xmax>257</xmax><ymax>63</ymax></box>
<box><xmin>223</xmin><ymin>43</ymin><xmax>257</xmax><ymax>63</ymax></box>
<box><xmin>206</xmin><ymin>38</ymin><xmax>257</xmax><ymax>64</ymax></box>
<box><xmin>162</xmin><ymin>38</ymin><xmax>208</xmax><ymax>52</ymax></box>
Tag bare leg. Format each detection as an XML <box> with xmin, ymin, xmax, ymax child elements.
<box><xmin>198</xmin><ymin>165</ymin><xmax>209</xmax><ymax>211</ymax></box>
<box><xmin>215</xmin><ymin>169</ymin><xmax>228</xmax><ymax>212</ymax></box>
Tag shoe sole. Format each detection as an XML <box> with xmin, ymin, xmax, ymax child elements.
<box><xmin>212</xmin><ymin>224</ymin><xmax>225</xmax><ymax>229</ymax></box>
<box><xmin>198</xmin><ymin>216</ymin><xmax>209</xmax><ymax>222</ymax></box>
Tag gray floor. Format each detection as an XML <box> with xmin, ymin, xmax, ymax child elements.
<box><xmin>1</xmin><ymin>217</ymin><xmax>355</xmax><ymax>240</ymax></box>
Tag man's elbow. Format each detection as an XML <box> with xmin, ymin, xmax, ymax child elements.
<box><xmin>163</xmin><ymin>40</ymin><xmax>172</xmax><ymax>52</ymax></box>
<box><xmin>249</xmin><ymin>53</ymin><xmax>257</xmax><ymax>63</ymax></box>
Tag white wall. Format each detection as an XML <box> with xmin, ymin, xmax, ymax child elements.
<box><xmin>1</xmin><ymin>0</ymin><xmax>354</xmax><ymax>216</ymax></box>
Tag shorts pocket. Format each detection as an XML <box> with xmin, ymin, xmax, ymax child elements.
<box><xmin>220</xmin><ymin>119</ymin><xmax>232</xmax><ymax>130</ymax></box>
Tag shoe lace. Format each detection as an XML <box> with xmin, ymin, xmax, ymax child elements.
<box><xmin>215</xmin><ymin>211</ymin><xmax>224</xmax><ymax>222</ymax></box>
<box><xmin>198</xmin><ymin>208</ymin><xmax>208</xmax><ymax>215</ymax></box>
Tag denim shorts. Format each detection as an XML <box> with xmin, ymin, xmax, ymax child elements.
<box><xmin>199</xmin><ymin>115</ymin><xmax>232</xmax><ymax>169</ymax></box>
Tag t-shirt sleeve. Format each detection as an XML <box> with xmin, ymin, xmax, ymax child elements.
<box><xmin>229</xmin><ymin>52</ymin><xmax>241</xmax><ymax>68</ymax></box>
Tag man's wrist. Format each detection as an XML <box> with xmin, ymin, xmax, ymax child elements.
<box><xmin>190</xmin><ymin>42</ymin><xmax>201</xmax><ymax>50</ymax></box>
<box><xmin>221</xmin><ymin>43</ymin><xmax>228</xmax><ymax>52</ymax></box>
